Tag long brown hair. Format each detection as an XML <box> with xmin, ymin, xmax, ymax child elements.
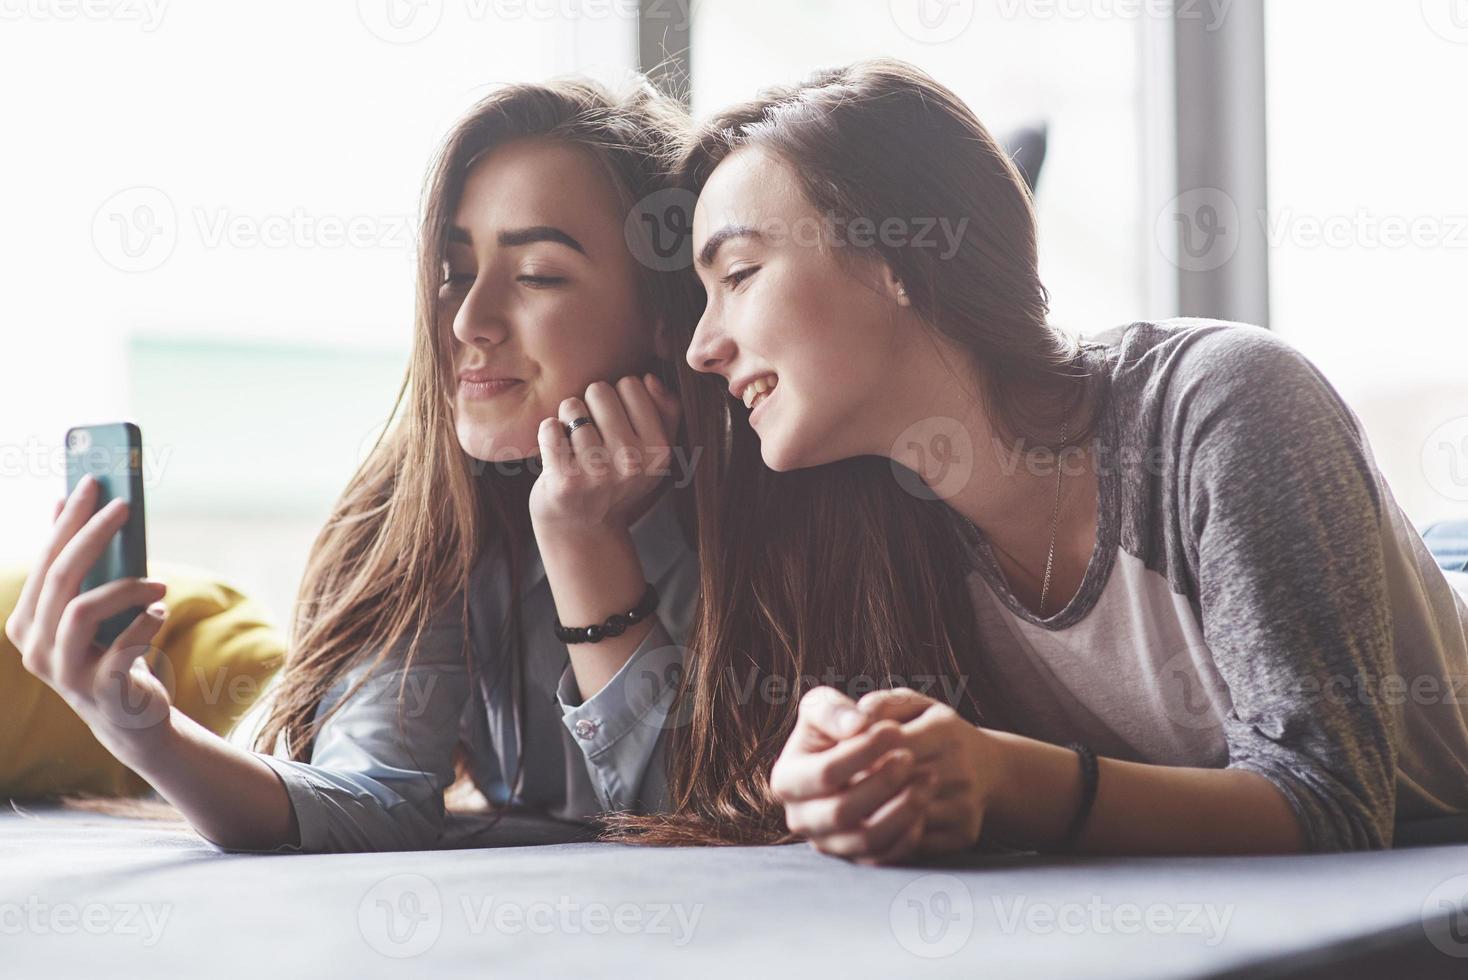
<box><xmin>601</xmin><ymin>59</ymin><xmax>1095</xmax><ymax>846</ymax></box>
<box><xmin>253</xmin><ymin>76</ymin><xmax>699</xmax><ymax>802</ymax></box>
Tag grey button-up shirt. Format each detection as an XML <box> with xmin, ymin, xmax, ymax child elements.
<box><xmin>244</xmin><ymin>487</ymin><xmax>695</xmax><ymax>854</ymax></box>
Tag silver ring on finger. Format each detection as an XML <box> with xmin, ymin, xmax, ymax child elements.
<box><xmin>564</xmin><ymin>416</ymin><xmax>596</xmax><ymax>437</ymax></box>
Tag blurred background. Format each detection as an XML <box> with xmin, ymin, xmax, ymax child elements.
<box><xmin>2</xmin><ymin>0</ymin><xmax>1464</xmax><ymax>626</ymax></box>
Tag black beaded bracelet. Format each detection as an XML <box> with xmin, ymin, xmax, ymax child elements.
<box><xmin>553</xmin><ymin>583</ymin><xmax>659</xmax><ymax>644</ymax></box>
<box><xmin>1054</xmin><ymin>741</ymin><xmax>1099</xmax><ymax>853</ymax></box>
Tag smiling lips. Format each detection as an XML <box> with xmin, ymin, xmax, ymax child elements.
<box><xmin>458</xmin><ymin>367</ymin><xmax>521</xmax><ymax>400</ymax></box>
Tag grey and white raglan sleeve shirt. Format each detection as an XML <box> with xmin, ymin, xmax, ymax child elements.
<box><xmin>959</xmin><ymin>319</ymin><xmax>1468</xmax><ymax>852</ymax></box>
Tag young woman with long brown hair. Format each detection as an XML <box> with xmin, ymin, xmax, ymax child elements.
<box><xmin>608</xmin><ymin>58</ymin><xmax>1468</xmax><ymax>863</ymax></box>
<box><xmin>6</xmin><ymin>76</ymin><xmax>707</xmax><ymax>852</ymax></box>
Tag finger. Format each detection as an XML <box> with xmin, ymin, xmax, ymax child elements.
<box><xmin>790</xmin><ymin>686</ymin><xmax>871</xmax><ymax>750</ymax></box>
<box><xmin>854</xmin><ymin>811</ymin><xmax>927</xmax><ymax>866</ymax></box>
<box><xmin>857</xmin><ymin>687</ymin><xmax>935</xmax><ymax>724</ymax></box>
<box><xmin>537</xmin><ymin>417</ymin><xmax>573</xmax><ymax>478</ymax></box>
<box><xmin>92</xmin><ymin>604</ymin><xmax>171</xmax><ymax>731</ymax></box>
<box><xmin>53</xmin><ymin>577</ymin><xmax>168</xmax><ymax>671</ymax></box>
<box><xmin>815</xmin><ymin>775</ymin><xmax>935</xmax><ymax>859</ymax></box>
<box><xmin>31</xmin><ymin>496</ymin><xmax>131</xmax><ymax>649</ymax></box>
<box><xmin>644</xmin><ymin>372</ymin><xmax>682</xmax><ymax>437</ymax></box>
<box><xmin>786</xmin><ymin>747</ymin><xmax>914</xmax><ymax>836</ymax></box>
<box><xmin>773</xmin><ymin>718</ymin><xmax>906</xmax><ymax>802</ymax></box>
<box><xmin>582</xmin><ymin>382</ymin><xmax>640</xmax><ymax>475</ymax></box>
<box><xmin>96</xmin><ymin>601</ymin><xmax>167</xmax><ymax>678</ymax></box>
<box><xmin>558</xmin><ymin>395</ymin><xmax>604</xmax><ymax>477</ymax></box>
<box><xmin>12</xmin><ymin>475</ymin><xmax>101</xmax><ymax>630</ymax></box>
<box><xmin>616</xmin><ymin>375</ymin><xmax>666</xmax><ymax>446</ymax></box>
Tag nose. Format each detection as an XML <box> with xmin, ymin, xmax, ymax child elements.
<box><xmin>451</xmin><ymin>278</ymin><xmax>510</xmax><ymax>349</ymax></box>
<box><xmin>685</xmin><ymin>306</ymin><xmax>736</xmax><ymax>376</ymax></box>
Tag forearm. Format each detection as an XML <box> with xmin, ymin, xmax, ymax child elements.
<box><xmin>982</xmin><ymin>729</ymin><xmax>1307</xmax><ymax>855</ymax></box>
<box><xmin>536</xmin><ymin>523</ymin><xmax>655</xmax><ymax>702</ymax></box>
<box><xmin>98</xmin><ymin>706</ymin><xmax>298</xmax><ymax>852</ymax></box>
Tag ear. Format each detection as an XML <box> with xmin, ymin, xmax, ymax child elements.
<box><xmin>880</xmin><ymin>265</ymin><xmax>911</xmax><ymax>307</ymax></box>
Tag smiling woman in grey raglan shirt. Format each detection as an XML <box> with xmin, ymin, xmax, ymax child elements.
<box><xmin>673</xmin><ymin>58</ymin><xmax>1468</xmax><ymax>862</ymax></box>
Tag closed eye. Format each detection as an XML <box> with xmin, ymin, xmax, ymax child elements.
<box><xmin>517</xmin><ymin>274</ymin><xmax>568</xmax><ymax>287</ymax></box>
<box><xmin>721</xmin><ymin>265</ymin><xmax>760</xmax><ymax>290</ymax></box>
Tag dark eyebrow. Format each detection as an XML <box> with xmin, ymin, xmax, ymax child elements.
<box><xmin>697</xmin><ymin>224</ymin><xmax>762</xmax><ymax>269</ymax></box>
<box><xmin>446</xmin><ymin>224</ymin><xmax>588</xmax><ymax>256</ymax></box>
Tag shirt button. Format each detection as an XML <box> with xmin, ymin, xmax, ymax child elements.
<box><xmin>573</xmin><ymin>718</ymin><xmax>600</xmax><ymax>740</ymax></box>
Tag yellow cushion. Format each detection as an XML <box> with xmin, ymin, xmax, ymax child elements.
<box><xmin>0</xmin><ymin>562</ymin><xmax>286</xmax><ymax>799</ymax></box>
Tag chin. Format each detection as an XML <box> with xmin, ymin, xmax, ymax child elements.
<box><xmin>455</xmin><ymin>420</ymin><xmax>538</xmax><ymax>467</ymax></box>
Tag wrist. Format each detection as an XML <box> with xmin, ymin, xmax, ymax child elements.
<box><xmin>972</xmin><ymin>725</ymin><xmax>1017</xmax><ymax>814</ymax></box>
<box><xmin>87</xmin><ymin>702</ymin><xmax>181</xmax><ymax>771</ymax></box>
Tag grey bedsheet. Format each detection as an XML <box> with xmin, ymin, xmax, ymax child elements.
<box><xmin>4</xmin><ymin>804</ymin><xmax>1468</xmax><ymax>979</ymax></box>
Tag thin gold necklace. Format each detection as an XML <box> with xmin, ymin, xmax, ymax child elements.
<box><xmin>967</xmin><ymin>417</ymin><xmax>1070</xmax><ymax>618</ymax></box>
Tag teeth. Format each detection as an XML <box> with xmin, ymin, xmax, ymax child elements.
<box><xmin>741</xmin><ymin>375</ymin><xmax>777</xmax><ymax>409</ymax></box>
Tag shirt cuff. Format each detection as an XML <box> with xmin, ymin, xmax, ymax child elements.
<box><xmin>556</xmin><ymin>618</ymin><xmax>685</xmax><ymax>811</ymax></box>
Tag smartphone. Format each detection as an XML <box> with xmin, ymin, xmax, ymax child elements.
<box><xmin>64</xmin><ymin>422</ymin><xmax>149</xmax><ymax>646</ymax></box>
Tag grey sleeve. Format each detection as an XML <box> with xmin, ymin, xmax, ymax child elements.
<box><xmin>227</xmin><ymin>606</ymin><xmax>472</xmax><ymax>855</ymax></box>
<box><xmin>1177</xmin><ymin>327</ymin><xmax>1398</xmax><ymax>851</ymax></box>
<box><xmin>554</xmin><ymin>615</ymin><xmax>684</xmax><ymax>813</ymax></box>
